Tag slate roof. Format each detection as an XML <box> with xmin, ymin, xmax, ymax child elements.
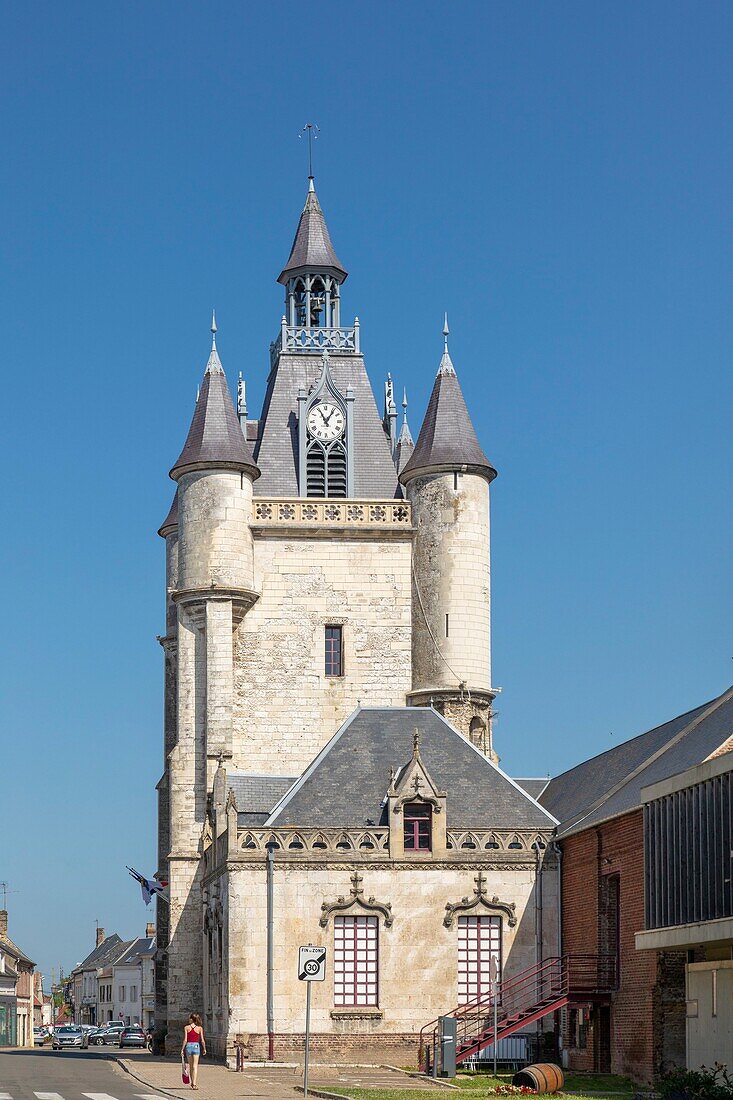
<box><xmin>157</xmin><ymin>490</ymin><xmax>178</xmax><ymax>538</ymax></box>
<box><xmin>73</xmin><ymin>933</ymin><xmax>127</xmax><ymax>975</ymax></box>
<box><xmin>268</xmin><ymin>708</ymin><xmax>557</xmax><ymax>830</ymax></box>
<box><xmin>541</xmin><ymin>685</ymin><xmax>733</xmax><ymax>836</ymax></box>
<box><xmin>278</xmin><ymin>180</ymin><xmax>348</xmax><ymax>284</ymax></box>
<box><xmin>253</xmin><ymin>353</ymin><xmax>400</xmax><ymax>498</ymax></box>
<box><xmin>171</xmin><ymin>344</ymin><xmax>260</xmax><ymax>481</ymax></box>
<box><xmin>115</xmin><ymin>936</ymin><xmax>155</xmax><ymax>966</ymax></box>
<box><xmin>400</xmin><ymin>344</ymin><xmax>496</xmax><ymax>484</ymax></box>
<box><xmin>515</xmin><ymin>778</ymin><xmax>550</xmax><ymax>801</ymax></box>
<box><xmin>0</xmin><ymin>935</ymin><xmax>34</xmax><ymax>968</ymax></box>
<box><xmin>229</xmin><ymin>774</ymin><xmax>297</xmax><ymax>826</ymax></box>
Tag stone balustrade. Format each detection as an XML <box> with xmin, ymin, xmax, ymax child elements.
<box><xmin>251</xmin><ymin>498</ymin><xmax>412</xmax><ymax>529</ymax></box>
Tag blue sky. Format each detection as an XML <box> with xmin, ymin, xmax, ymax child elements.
<box><xmin>1</xmin><ymin>1</ymin><xmax>731</xmax><ymax>981</ymax></box>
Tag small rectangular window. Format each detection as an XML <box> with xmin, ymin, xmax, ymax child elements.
<box><xmin>404</xmin><ymin>803</ymin><xmax>432</xmax><ymax>851</ymax></box>
<box><xmin>325</xmin><ymin>625</ymin><xmax>344</xmax><ymax>677</ymax></box>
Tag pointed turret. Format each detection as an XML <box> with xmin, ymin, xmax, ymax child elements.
<box><xmin>170</xmin><ymin>319</ymin><xmax>260</xmax><ymax>482</ymax></box>
<box><xmin>157</xmin><ymin>489</ymin><xmax>179</xmax><ymax>538</ymax></box>
<box><xmin>403</xmin><ymin>318</ymin><xmax>497</xmax><ymax>760</ymax></box>
<box><xmin>394</xmin><ymin>388</ymin><xmax>415</xmax><ymax>477</ymax></box>
<box><xmin>278</xmin><ymin>179</ymin><xmax>348</xmax><ymax>284</ymax></box>
<box><xmin>400</xmin><ymin>317</ymin><xmax>496</xmax><ymax>485</ymax></box>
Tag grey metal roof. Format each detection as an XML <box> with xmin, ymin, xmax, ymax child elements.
<box><xmin>400</xmin><ymin>347</ymin><xmax>496</xmax><ymax>485</ymax></box>
<box><xmin>278</xmin><ymin>181</ymin><xmax>347</xmax><ymax>284</ymax></box>
<box><xmin>541</xmin><ymin>686</ymin><xmax>733</xmax><ymax>836</ymax></box>
<box><xmin>253</xmin><ymin>353</ymin><xmax>400</xmax><ymax>498</ymax></box>
<box><xmin>514</xmin><ymin>778</ymin><xmax>550</xmax><ymax>800</ymax></box>
<box><xmin>170</xmin><ymin>345</ymin><xmax>260</xmax><ymax>481</ymax></box>
<box><xmin>157</xmin><ymin>490</ymin><xmax>178</xmax><ymax>538</ymax></box>
<box><xmin>229</xmin><ymin>774</ymin><xmax>297</xmax><ymax>827</ymax></box>
<box><xmin>268</xmin><ymin>708</ymin><xmax>557</xmax><ymax>830</ymax></box>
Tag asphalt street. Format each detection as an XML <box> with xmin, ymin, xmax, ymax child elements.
<box><xmin>0</xmin><ymin>1050</ymin><xmax>165</xmax><ymax>1100</ymax></box>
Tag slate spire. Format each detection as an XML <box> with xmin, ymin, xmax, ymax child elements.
<box><xmin>399</xmin><ymin>319</ymin><xmax>496</xmax><ymax>485</ymax></box>
<box><xmin>278</xmin><ymin>179</ymin><xmax>348</xmax><ymax>284</ymax></box>
<box><xmin>170</xmin><ymin>319</ymin><xmax>260</xmax><ymax>482</ymax></box>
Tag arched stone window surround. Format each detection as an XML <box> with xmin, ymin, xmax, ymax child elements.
<box><xmin>443</xmin><ymin>870</ymin><xmax>517</xmax><ymax>929</ymax></box>
<box><xmin>319</xmin><ymin>870</ymin><xmax>394</xmax><ymax>928</ymax></box>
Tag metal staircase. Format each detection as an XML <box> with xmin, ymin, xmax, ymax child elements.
<box><xmin>419</xmin><ymin>954</ymin><xmax>617</xmax><ymax>1070</ymax></box>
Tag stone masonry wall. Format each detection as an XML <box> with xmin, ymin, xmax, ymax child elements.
<box><xmin>221</xmin><ymin>858</ymin><xmax>558</xmax><ymax>1058</ymax></box>
<box><xmin>177</xmin><ymin>469</ymin><xmax>254</xmax><ymax>591</ymax></box>
<box><xmin>232</xmin><ymin>533</ymin><xmax>413</xmax><ymax>774</ymax></box>
<box><xmin>408</xmin><ymin>472</ymin><xmax>491</xmax><ymax>696</ymax></box>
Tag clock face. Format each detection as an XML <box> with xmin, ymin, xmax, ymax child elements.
<box><xmin>307</xmin><ymin>401</ymin><xmax>345</xmax><ymax>441</ymax></box>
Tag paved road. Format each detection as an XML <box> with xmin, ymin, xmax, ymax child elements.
<box><xmin>0</xmin><ymin>1050</ymin><xmax>165</xmax><ymax>1100</ymax></box>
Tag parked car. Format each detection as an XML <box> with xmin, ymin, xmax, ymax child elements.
<box><xmin>33</xmin><ymin>1026</ymin><xmax>48</xmax><ymax>1045</ymax></box>
<box><xmin>119</xmin><ymin>1026</ymin><xmax>147</xmax><ymax>1049</ymax></box>
<box><xmin>89</xmin><ymin>1022</ymin><xmax>124</xmax><ymax>1045</ymax></box>
<box><xmin>52</xmin><ymin>1025</ymin><xmax>88</xmax><ymax>1050</ymax></box>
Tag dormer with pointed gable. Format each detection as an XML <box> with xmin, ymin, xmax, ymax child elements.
<box><xmin>387</xmin><ymin>728</ymin><xmax>448</xmax><ymax>857</ymax></box>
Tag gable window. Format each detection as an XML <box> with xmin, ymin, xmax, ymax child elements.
<box><xmin>404</xmin><ymin>802</ymin><xmax>432</xmax><ymax>851</ymax></box>
<box><xmin>325</xmin><ymin>625</ymin><xmax>344</xmax><ymax>677</ymax></box>
<box><xmin>457</xmin><ymin>915</ymin><xmax>501</xmax><ymax>1005</ymax></box>
<box><xmin>334</xmin><ymin>915</ymin><xmax>378</xmax><ymax>1006</ymax></box>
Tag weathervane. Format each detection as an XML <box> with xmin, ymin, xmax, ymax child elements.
<box><xmin>300</xmin><ymin>122</ymin><xmax>320</xmax><ymax>179</ymax></box>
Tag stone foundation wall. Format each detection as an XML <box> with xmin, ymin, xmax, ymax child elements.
<box><xmin>236</xmin><ymin>1031</ymin><xmax>419</xmax><ymax>1066</ymax></box>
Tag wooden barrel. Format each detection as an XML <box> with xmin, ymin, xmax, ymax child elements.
<box><xmin>512</xmin><ymin>1063</ymin><xmax>564</xmax><ymax>1093</ymax></box>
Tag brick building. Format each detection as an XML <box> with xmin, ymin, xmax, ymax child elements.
<box><xmin>0</xmin><ymin>909</ymin><xmax>35</xmax><ymax>1047</ymax></box>
<box><xmin>540</xmin><ymin>685</ymin><xmax>733</xmax><ymax>1083</ymax></box>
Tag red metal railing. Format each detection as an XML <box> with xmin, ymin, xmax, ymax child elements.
<box><xmin>418</xmin><ymin>954</ymin><xmax>617</xmax><ymax>1071</ymax></box>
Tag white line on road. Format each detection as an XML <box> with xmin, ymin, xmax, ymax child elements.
<box><xmin>83</xmin><ymin>1094</ymin><xmax>126</xmax><ymax>1100</ymax></box>
<box><xmin>0</xmin><ymin>1091</ymin><xmax>13</xmax><ymax>1099</ymax></box>
<box><xmin>135</xmin><ymin>1095</ymin><xmax>169</xmax><ymax>1099</ymax></box>
<box><xmin>34</xmin><ymin>1093</ymin><xmax>65</xmax><ymax>1099</ymax></box>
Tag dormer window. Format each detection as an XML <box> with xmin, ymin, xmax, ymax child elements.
<box><xmin>404</xmin><ymin>802</ymin><xmax>432</xmax><ymax>851</ymax></box>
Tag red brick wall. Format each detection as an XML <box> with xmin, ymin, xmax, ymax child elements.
<box><xmin>233</xmin><ymin>1031</ymin><xmax>418</xmax><ymax>1066</ymax></box>
<box><xmin>561</xmin><ymin>811</ymin><xmax>657</xmax><ymax>1083</ymax></box>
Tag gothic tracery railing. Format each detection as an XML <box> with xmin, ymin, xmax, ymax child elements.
<box><xmin>251</xmin><ymin>499</ymin><xmax>411</xmax><ymax>528</ymax></box>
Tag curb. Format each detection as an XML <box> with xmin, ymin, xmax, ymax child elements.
<box><xmin>294</xmin><ymin>1089</ymin><xmax>354</xmax><ymax>1100</ymax></box>
<box><xmin>381</xmin><ymin>1064</ymin><xmax>459</xmax><ymax>1089</ymax></box>
<box><xmin>114</xmin><ymin>1055</ymin><xmax>186</xmax><ymax>1096</ymax></box>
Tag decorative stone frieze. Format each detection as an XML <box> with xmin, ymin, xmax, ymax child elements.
<box><xmin>251</xmin><ymin>498</ymin><xmax>411</xmax><ymax>530</ymax></box>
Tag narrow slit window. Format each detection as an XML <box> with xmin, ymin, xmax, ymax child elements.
<box><xmin>325</xmin><ymin>625</ymin><xmax>344</xmax><ymax>677</ymax></box>
<box><xmin>445</xmin><ymin>613</ymin><xmax>449</xmax><ymax>637</ymax></box>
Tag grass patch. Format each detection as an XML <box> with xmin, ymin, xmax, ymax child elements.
<box><xmin>323</xmin><ymin>1076</ymin><xmax>635</xmax><ymax>1100</ymax></box>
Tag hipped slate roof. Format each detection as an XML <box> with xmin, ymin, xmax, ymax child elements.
<box><xmin>541</xmin><ymin>685</ymin><xmax>733</xmax><ymax>837</ymax></box>
<box><xmin>278</xmin><ymin>181</ymin><xmax>347</xmax><ymax>283</ymax></box>
<box><xmin>170</xmin><ymin>344</ymin><xmax>259</xmax><ymax>481</ymax></box>
<box><xmin>116</xmin><ymin>936</ymin><xmax>155</xmax><ymax>966</ymax></box>
<box><xmin>268</xmin><ymin>707</ymin><xmax>557</xmax><ymax>830</ymax></box>
<box><xmin>253</xmin><ymin>354</ymin><xmax>399</xmax><ymax>498</ymax></box>
<box><xmin>515</xmin><ymin>778</ymin><xmax>551</xmax><ymax>801</ymax></box>
<box><xmin>228</xmin><ymin>774</ymin><xmax>297</xmax><ymax>826</ymax></box>
<box><xmin>400</xmin><ymin>348</ymin><xmax>496</xmax><ymax>484</ymax></box>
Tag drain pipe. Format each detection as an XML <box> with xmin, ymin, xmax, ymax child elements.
<box><xmin>266</xmin><ymin>841</ymin><xmax>276</xmax><ymax>1060</ymax></box>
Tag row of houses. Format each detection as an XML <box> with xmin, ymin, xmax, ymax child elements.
<box><xmin>0</xmin><ymin>909</ymin><xmax>36</xmax><ymax>1047</ymax></box>
<box><xmin>534</xmin><ymin>684</ymin><xmax>733</xmax><ymax>1081</ymax></box>
<box><xmin>68</xmin><ymin>924</ymin><xmax>156</xmax><ymax>1030</ymax></box>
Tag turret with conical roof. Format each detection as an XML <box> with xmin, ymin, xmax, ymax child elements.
<box><xmin>401</xmin><ymin>319</ymin><xmax>497</xmax><ymax>759</ymax></box>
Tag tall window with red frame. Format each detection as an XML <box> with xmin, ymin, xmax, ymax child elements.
<box><xmin>333</xmin><ymin>915</ymin><xmax>378</xmax><ymax>1006</ymax></box>
<box><xmin>457</xmin><ymin>915</ymin><xmax>501</xmax><ymax>1005</ymax></box>
<box><xmin>404</xmin><ymin>802</ymin><xmax>432</xmax><ymax>851</ymax></box>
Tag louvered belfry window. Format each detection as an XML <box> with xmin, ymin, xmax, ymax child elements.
<box><xmin>457</xmin><ymin>915</ymin><xmax>501</xmax><ymax>1005</ymax></box>
<box><xmin>306</xmin><ymin>440</ymin><xmax>347</xmax><ymax>497</ymax></box>
<box><xmin>334</xmin><ymin>915</ymin><xmax>378</xmax><ymax>1006</ymax></box>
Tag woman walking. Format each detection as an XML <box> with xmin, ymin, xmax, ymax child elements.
<box><xmin>182</xmin><ymin>1013</ymin><xmax>206</xmax><ymax>1090</ymax></box>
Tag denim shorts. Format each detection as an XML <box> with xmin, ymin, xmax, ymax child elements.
<box><xmin>185</xmin><ymin>1042</ymin><xmax>201</xmax><ymax>1056</ymax></box>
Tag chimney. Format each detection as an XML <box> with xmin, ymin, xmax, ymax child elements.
<box><xmin>96</xmin><ymin>926</ymin><xmax>105</xmax><ymax>947</ymax></box>
<box><xmin>0</xmin><ymin>911</ymin><xmax>7</xmax><ymax>937</ymax></box>
<box><xmin>146</xmin><ymin>923</ymin><xmax>155</xmax><ymax>938</ymax></box>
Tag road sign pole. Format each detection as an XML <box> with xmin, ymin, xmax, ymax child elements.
<box><xmin>303</xmin><ymin>978</ymin><xmax>312</xmax><ymax>1098</ymax></box>
<box><xmin>493</xmin><ymin>984</ymin><xmax>498</xmax><ymax>1078</ymax></box>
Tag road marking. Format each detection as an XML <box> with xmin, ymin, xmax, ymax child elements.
<box><xmin>82</xmin><ymin>1095</ymin><xmax>124</xmax><ymax>1100</ymax></box>
<box><xmin>0</xmin><ymin>1092</ymin><xmax>13</xmax><ymax>1099</ymax></box>
<box><xmin>136</xmin><ymin>1095</ymin><xmax>169</xmax><ymax>1099</ymax></box>
<box><xmin>34</xmin><ymin>1093</ymin><xmax>65</xmax><ymax>1099</ymax></box>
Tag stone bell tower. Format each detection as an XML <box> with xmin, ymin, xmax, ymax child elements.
<box><xmin>400</xmin><ymin>318</ymin><xmax>498</xmax><ymax>760</ymax></box>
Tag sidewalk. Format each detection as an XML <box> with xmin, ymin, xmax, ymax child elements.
<box><xmin>118</xmin><ymin>1055</ymin><xmax>441</xmax><ymax>1100</ymax></box>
